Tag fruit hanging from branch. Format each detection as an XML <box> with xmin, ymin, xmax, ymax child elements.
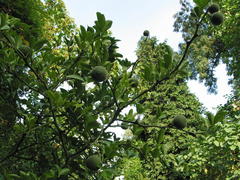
<box><xmin>91</xmin><ymin>66</ymin><xmax>108</xmax><ymax>82</ymax></box>
<box><xmin>172</xmin><ymin>115</ymin><xmax>187</xmax><ymax>129</ymax></box>
<box><xmin>207</xmin><ymin>3</ymin><xmax>220</xmax><ymax>14</ymax></box>
<box><xmin>210</xmin><ymin>12</ymin><xmax>224</xmax><ymax>26</ymax></box>
<box><xmin>85</xmin><ymin>155</ymin><xmax>102</xmax><ymax>171</ymax></box>
<box><xmin>143</xmin><ymin>30</ymin><xmax>150</xmax><ymax>37</ymax></box>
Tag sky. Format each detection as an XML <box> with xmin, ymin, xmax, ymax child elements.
<box><xmin>62</xmin><ymin>0</ymin><xmax>232</xmax><ymax>114</ymax></box>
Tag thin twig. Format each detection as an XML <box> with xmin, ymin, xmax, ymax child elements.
<box><xmin>129</xmin><ymin>58</ymin><xmax>141</xmax><ymax>78</ymax></box>
<box><xmin>68</xmin><ymin>108</ymin><xmax>122</xmax><ymax>160</ymax></box>
<box><xmin>7</xmin><ymin>70</ymin><xmax>46</xmax><ymax>97</ymax></box>
<box><xmin>0</xmin><ymin>133</ymin><xmax>26</xmax><ymax>163</ymax></box>
<box><xmin>48</xmin><ymin>99</ymin><xmax>69</xmax><ymax>164</ymax></box>
<box><xmin>51</xmin><ymin>51</ymin><xmax>85</xmax><ymax>90</ymax></box>
<box><xmin>106</xmin><ymin>80</ymin><xmax>119</xmax><ymax>109</ymax></box>
<box><xmin>121</xmin><ymin>11</ymin><xmax>208</xmax><ymax>110</ymax></box>
<box><xmin>115</xmin><ymin>119</ymin><xmax>198</xmax><ymax>137</ymax></box>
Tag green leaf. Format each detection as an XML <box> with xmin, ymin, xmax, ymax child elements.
<box><xmin>214</xmin><ymin>109</ymin><xmax>226</xmax><ymax>124</ymax></box>
<box><xmin>85</xmin><ymin>116</ymin><xmax>99</xmax><ymax>130</ymax></box>
<box><xmin>114</xmin><ymin>53</ymin><xmax>123</xmax><ymax>58</ymax></box>
<box><xmin>94</xmin><ymin>12</ymin><xmax>107</xmax><ymax>32</ymax></box>
<box><xmin>161</xmin><ymin>143</ymin><xmax>172</xmax><ymax>154</ymax></box>
<box><xmin>6</xmin><ymin>174</ymin><xmax>21</xmax><ymax>179</ymax></box>
<box><xmin>0</xmin><ymin>25</ymin><xmax>10</xmax><ymax>31</ymax></box>
<box><xmin>5</xmin><ymin>34</ymin><xmax>16</xmax><ymax>46</ymax></box>
<box><xmin>96</xmin><ymin>12</ymin><xmax>106</xmax><ymax>26</ymax></box>
<box><xmin>0</xmin><ymin>13</ymin><xmax>8</xmax><ymax>30</ymax></box>
<box><xmin>193</xmin><ymin>6</ymin><xmax>204</xmax><ymax>17</ymax></box>
<box><xmin>230</xmin><ymin>145</ymin><xmax>236</xmax><ymax>151</ymax></box>
<box><xmin>15</xmin><ymin>36</ymin><xmax>22</xmax><ymax>49</ymax></box>
<box><xmin>133</xmin><ymin>126</ymin><xmax>144</xmax><ymax>136</ymax></box>
<box><xmin>67</xmin><ymin>74</ymin><xmax>83</xmax><ymax>81</ymax></box>
<box><xmin>142</xmin><ymin>63</ymin><xmax>155</xmax><ymax>82</ymax></box>
<box><xmin>213</xmin><ymin>140</ymin><xmax>220</xmax><ymax>147</ymax></box>
<box><xmin>206</xmin><ymin>111</ymin><xmax>214</xmax><ymax>126</ymax></box>
<box><xmin>74</xmin><ymin>35</ymin><xmax>81</xmax><ymax>48</ymax></box>
<box><xmin>136</xmin><ymin>104</ymin><xmax>144</xmax><ymax>114</ymax></box>
<box><xmin>177</xmin><ymin>60</ymin><xmax>189</xmax><ymax>77</ymax></box>
<box><xmin>193</xmin><ymin>0</ymin><xmax>210</xmax><ymax>8</ymax></box>
<box><xmin>163</xmin><ymin>45</ymin><xmax>173</xmax><ymax>69</ymax></box>
<box><xmin>79</xmin><ymin>25</ymin><xmax>86</xmax><ymax>39</ymax></box>
<box><xmin>105</xmin><ymin>20</ymin><xmax>113</xmax><ymax>30</ymax></box>
<box><xmin>26</xmin><ymin>116</ymin><xmax>36</xmax><ymax>130</ymax></box>
<box><xmin>58</xmin><ymin>168</ymin><xmax>70</xmax><ymax>177</ymax></box>
<box><xmin>151</xmin><ymin>147</ymin><xmax>160</xmax><ymax>158</ymax></box>
<box><xmin>33</xmin><ymin>39</ymin><xmax>48</xmax><ymax>50</ymax></box>
<box><xmin>45</xmin><ymin>90</ymin><xmax>65</xmax><ymax>106</ymax></box>
<box><xmin>41</xmin><ymin>169</ymin><xmax>55</xmax><ymax>179</ymax></box>
<box><xmin>155</xmin><ymin>106</ymin><xmax>162</xmax><ymax>118</ymax></box>
<box><xmin>157</xmin><ymin>129</ymin><xmax>165</xmax><ymax>144</ymax></box>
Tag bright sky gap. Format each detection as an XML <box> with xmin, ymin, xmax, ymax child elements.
<box><xmin>62</xmin><ymin>0</ymin><xmax>232</xmax><ymax>114</ymax></box>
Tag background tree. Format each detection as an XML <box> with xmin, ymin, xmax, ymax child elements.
<box><xmin>174</xmin><ymin>0</ymin><xmax>240</xmax><ymax>93</ymax></box>
<box><xmin>118</xmin><ymin>36</ymin><xmax>205</xmax><ymax>180</ymax></box>
<box><xmin>171</xmin><ymin>0</ymin><xmax>240</xmax><ymax>178</ymax></box>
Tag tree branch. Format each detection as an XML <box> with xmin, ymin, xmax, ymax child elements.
<box><xmin>67</xmin><ymin>10</ymin><xmax>208</xmax><ymax>161</ymax></box>
<box><xmin>48</xmin><ymin>99</ymin><xmax>69</xmax><ymax>164</ymax></box>
<box><xmin>120</xmin><ymin>11</ymin><xmax>209</xmax><ymax>110</ymax></box>
<box><xmin>116</xmin><ymin>119</ymin><xmax>198</xmax><ymax>137</ymax></box>
<box><xmin>0</xmin><ymin>133</ymin><xmax>26</xmax><ymax>163</ymax></box>
<box><xmin>106</xmin><ymin>80</ymin><xmax>119</xmax><ymax>109</ymax></box>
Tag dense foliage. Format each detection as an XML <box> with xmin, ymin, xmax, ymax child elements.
<box><xmin>117</xmin><ymin>37</ymin><xmax>205</xmax><ymax>179</ymax></box>
<box><xmin>174</xmin><ymin>0</ymin><xmax>240</xmax><ymax>93</ymax></box>
<box><xmin>0</xmin><ymin>0</ymin><xmax>239</xmax><ymax>179</ymax></box>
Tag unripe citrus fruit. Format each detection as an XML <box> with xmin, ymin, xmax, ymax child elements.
<box><xmin>208</xmin><ymin>3</ymin><xmax>220</xmax><ymax>14</ymax></box>
<box><xmin>91</xmin><ymin>66</ymin><xmax>108</xmax><ymax>82</ymax></box>
<box><xmin>85</xmin><ymin>155</ymin><xmax>102</xmax><ymax>170</ymax></box>
<box><xmin>172</xmin><ymin>115</ymin><xmax>187</xmax><ymax>129</ymax></box>
<box><xmin>210</xmin><ymin>12</ymin><xmax>224</xmax><ymax>26</ymax></box>
<box><xmin>143</xmin><ymin>30</ymin><xmax>149</xmax><ymax>37</ymax></box>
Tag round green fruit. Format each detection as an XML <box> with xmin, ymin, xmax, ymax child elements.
<box><xmin>85</xmin><ymin>155</ymin><xmax>102</xmax><ymax>170</ymax></box>
<box><xmin>91</xmin><ymin>66</ymin><xmax>108</xmax><ymax>82</ymax></box>
<box><xmin>143</xmin><ymin>30</ymin><xmax>149</xmax><ymax>37</ymax></box>
<box><xmin>172</xmin><ymin>115</ymin><xmax>187</xmax><ymax>129</ymax></box>
<box><xmin>210</xmin><ymin>12</ymin><xmax>224</xmax><ymax>26</ymax></box>
<box><xmin>129</xmin><ymin>78</ymin><xmax>138</xmax><ymax>88</ymax></box>
<box><xmin>208</xmin><ymin>3</ymin><xmax>220</xmax><ymax>14</ymax></box>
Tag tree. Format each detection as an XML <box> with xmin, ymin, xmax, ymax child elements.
<box><xmin>176</xmin><ymin>113</ymin><xmax>240</xmax><ymax>179</ymax></box>
<box><xmin>174</xmin><ymin>0</ymin><xmax>240</xmax><ymax>93</ymax></box>
<box><xmin>118</xmin><ymin>36</ymin><xmax>205</xmax><ymax>179</ymax></box>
